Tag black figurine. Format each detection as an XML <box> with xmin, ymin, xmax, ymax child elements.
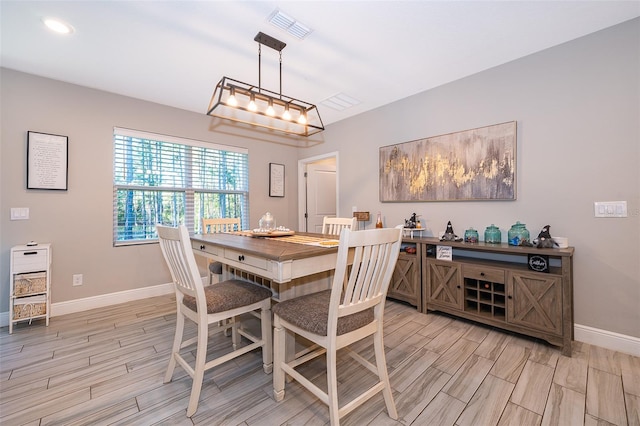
<box><xmin>405</xmin><ymin>212</ymin><xmax>419</xmax><ymax>229</ymax></box>
<box><xmin>440</xmin><ymin>221</ymin><xmax>463</xmax><ymax>242</ymax></box>
<box><xmin>535</xmin><ymin>225</ymin><xmax>558</xmax><ymax>248</ymax></box>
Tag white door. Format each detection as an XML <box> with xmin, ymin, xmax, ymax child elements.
<box><xmin>305</xmin><ymin>162</ymin><xmax>336</xmax><ymax>233</ymax></box>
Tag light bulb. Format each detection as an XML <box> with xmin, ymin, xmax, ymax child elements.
<box><xmin>266</xmin><ymin>100</ymin><xmax>275</xmax><ymax>116</ymax></box>
<box><xmin>297</xmin><ymin>111</ymin><xmax>307</xmax><ymax>125</ymax></box>
<box><xmin>226</xmin><ymin>89</ymin><xmax>238</xmax><ymax>106</ymax></box>
<box><xmin>248</xmin><ymin>95</ymin><xmax>257</xmax><ymax>112</ymax></box>
<box><xmin>282</xmin><ymin>106</ymin><xmax>292</xmax><ymax>121</ymax></box>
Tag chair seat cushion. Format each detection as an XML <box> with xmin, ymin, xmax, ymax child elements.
<box><xmin>273</xmin><ymin>290</ymin><xmax>374</xmax><ymax>336</ymax></box>
<box><xmin>209</xmin><ymin>261</ymin><xmax>223</xmax><ymax>275</ymax></box>
<box><xmin>183</xmin><ymin>279</ymin><xmax>272</xmax><ymax>314</ymax></box>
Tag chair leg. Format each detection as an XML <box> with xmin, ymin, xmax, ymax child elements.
<box><xmin>327</xmin><ymin>347</ymin><xmax>340</xmax><ymax>425</ymax></box>
<box><xmin>374</xmin><ymin>328</ymin><xmax>398</xmax><ymax>420</ymax></box>
<box><xmin>273</xmin><ymin>315</ymin><xmax>285</xmax><ymax>401</ymax></box>
<box><xmin>186</xmin><ymin>318</ymin><xmax>209</xmax><ymax>417</ymax></box>
<box><xmin>231</xmin><ymin>316</ymin><xmax>239</xmax><ymax>349</ymax></box>
<box><xmin>261</xmin><ymin>304</ymin><xmax>273</xmax><ymax>374</ymax></box>
<box><xmin>164</xmin><ymin>310</ymin><xmax>185</xmax><ymax>384</ymax></box>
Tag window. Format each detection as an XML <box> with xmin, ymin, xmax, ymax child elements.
<box><xmin>113</xmin><ymin>128</ymin><xmax>249</xmax><ymax>245</ymax></box>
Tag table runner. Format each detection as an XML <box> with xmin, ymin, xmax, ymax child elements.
<box><xmin>232</xmin><ymin>232</ymin><xmax>339</xmax><ymax>247</ymax></box>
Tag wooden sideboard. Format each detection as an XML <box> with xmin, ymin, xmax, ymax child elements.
<box><xmin>388</xmin><ymin>238</ymin><xmax>574</xmax><ymax>356</ymax></box>
<box><xmin>421</xmin><ymin>238</ymin><xmax>574</xmax><ymax>356</ymax></box>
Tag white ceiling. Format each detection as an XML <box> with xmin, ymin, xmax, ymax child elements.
<box><xmin>2</xmin><ymin>1</ymin><xmax>639</xmax><ymax>127</ymax></box>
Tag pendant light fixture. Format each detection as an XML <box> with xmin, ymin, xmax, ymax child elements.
<box><xmin>207</xmin><ymin>32</ymin><xmax>324</xmax><ymax>137</ymax></box>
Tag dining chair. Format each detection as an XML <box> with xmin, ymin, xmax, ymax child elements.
<box><xmin>156</xmin><ymin>224</ymin><xmax>272</xmax><ymax>417</ymax></box>
<box><xmin>321</xmin><ymin>216</ymin><xmax>357</xmax><ymax>235</ymax></box>
<box><xmin>272</xmin><ymin>225</ymin><xmax>403</xmax><ymax>425</ymax></box>
<box><xmin>202</xmin><ymin>218</ymin><xmax>241</xmax><ymax>284</ymax></box>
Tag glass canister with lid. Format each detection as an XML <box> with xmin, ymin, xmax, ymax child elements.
<box><xmin>484</xmin><ymin>224</ymin><xmax>502</xmax><ymax>244</ymax></box>
<box><xmin>508</xmin><ymin>221</ymin><xmax>530</xmax><ymax>246</ymax></box>
<box><xmin>464</xmin><ymin>228</ymin><xmax>479</xmax><ymax>243</ymax></box>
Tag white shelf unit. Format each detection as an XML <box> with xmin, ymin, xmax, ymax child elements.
<box><xmin>9</xmin><ymin>243</ymin><xmax>51</xmax><ymax>334</ymax></box>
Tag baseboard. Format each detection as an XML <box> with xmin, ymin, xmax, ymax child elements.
<box><xmin>574</xmin><ymin>323</ymin><xmax>640</xmax><ymax>357</ymax></box>
<box><xmin>0</xmin><ymin>282</ymin><xmax>175</xmax><ymax>327</ymax></box>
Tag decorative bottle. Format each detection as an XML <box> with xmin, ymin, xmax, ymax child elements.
<box><xmin>375</xmin><ymin>212</ymin><xmax>383</xmax><ymax>228</ymax></box>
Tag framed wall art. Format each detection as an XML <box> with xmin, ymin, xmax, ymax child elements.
<box><xmin>379</xmin><ymin>121</ymin><xmax>516</xmax><ymax>202</ymax></box>
<box><xmin>27</xmin><ymin>131</ymin><xmax>69</xmax><ymax>190</ymax></box>
<box><xmin>269</xmin><ymin>162</ymin><xmax>285</xmax><ymax>197</ymax></box>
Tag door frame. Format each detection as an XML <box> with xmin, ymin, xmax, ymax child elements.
<box><xmin>298</xmin><ymin>151</ymin><xmax>339</xmax><ymax>232</ymax></box>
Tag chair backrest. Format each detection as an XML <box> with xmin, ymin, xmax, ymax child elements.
<box><xmin>202</xmin><ymin>218</ymin><xmax>241</xmax><ymax>234</ymax></box>
<box><xmin>156</xmin><ymin>224</ymin><xmax>205</xmax><ymax>308</ymax></box>
<box><xmin>321</xmin><ymin>216</ymin><xmax>357</xmax><ymax>235</ymax></box>
<box><xmin>328</xmin><ymin>226</ymin><xmax>403</xmax><ymax>331</ymax></box>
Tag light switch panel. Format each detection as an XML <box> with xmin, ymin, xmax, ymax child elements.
<box><xmin>10</xmin><ymin>207</ymin><xmax>30</xmax><ymax>220</ymax></box>
<box><xmin>594</xmin><ymin>201</ymin><xmax>627</xmax><ymax>218</ymax></box>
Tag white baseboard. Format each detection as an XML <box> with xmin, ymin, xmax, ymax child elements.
<box><xmin>574</xmin><ymin>323</ymin><xmax>640</xmax><ymax>357</ymax></box>
<box><xmin>0</xmin><ymin>282</ymin><xmax>175</xmax><ymax>328</ymax></box>
<box><xmin>50</xmin><ymin>282</ymin><xmax>175</xmax><ymax>317</ymax></box>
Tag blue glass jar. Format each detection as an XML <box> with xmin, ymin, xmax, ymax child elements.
<box><xmin>508</xmin><ymin>221</ymin><xmax>530</xmax><ymax>246</ymax></box>
<box><xmin>484</xmin><ymin>224</ymin><xmax>502</xmax><ymax>244</ymax></box>
<box><xmin>464</xmin><ymin>228</ymin><xmax>479</xmax><ymax>243</ymax></box>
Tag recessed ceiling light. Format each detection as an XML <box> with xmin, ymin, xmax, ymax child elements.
<box><xmin>42</xmin><ymin>17</ymin><xmax>74</xmax><ymax>34</ymax></box>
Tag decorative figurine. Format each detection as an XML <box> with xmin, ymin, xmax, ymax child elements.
<box><xmin>440</xmin><ymin>221</ymin><xmax>463</xmax><ymax>242</ymax></box>
<box><xmin>534</xmin><ymin>225</ymin><xmax>558</xmax><ymax>248</ymax></box>
<box><xmin>404</xmin><ymin>212</ymin><xmax>419</xmax><ymax>229</ymax></box>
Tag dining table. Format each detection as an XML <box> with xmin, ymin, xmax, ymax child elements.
<box><xmin>190</xmin><ymin>231</ymin><xmax>344</xmax><ymax>302</ymax></box>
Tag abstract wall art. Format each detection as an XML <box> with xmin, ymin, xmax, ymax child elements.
<box><xmin>379</xmin><ymin>121</ymin><xmax>516</xmax><ymax>202</ymax></box>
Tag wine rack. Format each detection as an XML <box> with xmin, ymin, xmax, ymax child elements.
<box><xmin>464</xmin><ymin>279</ymin><xmax>506</xmax><ymax>319</ymax></box>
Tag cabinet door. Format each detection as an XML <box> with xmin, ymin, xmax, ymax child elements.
<box><xmin>426</xmin><ymin>259</ymin><xmax>462</xmax><ymax>310</ymax></box>
<box><xmin>389</xmin><ymin>253</ymin><xmax>419</xmax><ymax>307</ymax></box>
<box><xmin>507</xmin><ymin>271</ymin><xmax>562</xmax><ymax>335</ymax></box>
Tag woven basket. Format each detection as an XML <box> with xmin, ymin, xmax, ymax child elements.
<box><xmin>13</xmin><ymin>302</ymin><xmax>47</xmax><ymax>320</ymax></box>
<box><xmin>14</xmin><ymin>272</ymin><xmax>47</xmax><ymax>296</ymax></box>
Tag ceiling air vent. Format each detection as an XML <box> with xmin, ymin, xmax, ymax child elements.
<box><xmin>320</xmin><ymin>93</ymin><xmax>361</xmax><ymax>111</ymax></box>
<box><xmin>268</xmin><ymin>9</ymin><xmax>312</xmax><ymax>39</ymax></box>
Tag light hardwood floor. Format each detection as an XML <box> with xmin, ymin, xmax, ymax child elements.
<box><xmin>1</xmin><ymin>294</ymin><xmax>638</xmax><ymax>426</ymax></box>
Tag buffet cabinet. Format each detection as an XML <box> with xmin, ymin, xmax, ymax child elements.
<box><xmin>9</xmin><ymin>243</ymin><xmax>52</xmax><ymax>334</ymax></box>
<box><xmin>388</xmin><ymin>242</ymin><xmax>421</xmax><ymax>310</ymax></box>
<box><xmin>421</xmin><ymin>239</ymin><xmax>574</xmax><ymax>356</ymax></box>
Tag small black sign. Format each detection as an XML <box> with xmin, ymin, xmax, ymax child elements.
<box><xmin>528</xmin><ymin>254</ymin><xmax>549</xmax><ymax>273</ymax></box>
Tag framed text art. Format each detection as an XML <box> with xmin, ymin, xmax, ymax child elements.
<box><xmin>379</xmin><ymin>121</ymin><xmax>516</xmax><ymax>202</ymax></box>
<box><xmin>269</xmin><ymin>163</ymin><xmax>285</xmax><ymax>197</ymax></box>
<box><xmin>27</xmin><ymin>131</ymin><xmax>69</xmax><ymax>190</ymax></box>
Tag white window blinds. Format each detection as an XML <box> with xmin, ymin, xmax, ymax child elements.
<box><xmin>113</xmin><ymin>127</ymin><xmax>249</xmax><ymax>245</ymax></box>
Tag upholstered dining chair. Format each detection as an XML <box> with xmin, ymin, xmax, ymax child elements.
<box><xmin>202</xmin><ymin>218</ymin><xmax>241</xmax><ymax>284</ymax></box>
<box><xmin>321</xmin><ymin>216</ymin><xmax>357</xmax><ymax>235</ymax></box>
<box><xmin>156</xmin><ymin>224</ymin><xmax>272</xmax><ymax>417</ymax></box>
<box><xmin>272</xmin><ymin>225</ymin><xmax>403</xmax><ymax>425</ymax></box>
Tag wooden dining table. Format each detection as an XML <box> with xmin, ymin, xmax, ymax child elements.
<box><xmin>190</xmin><ymin>231</ymin><xmax>343</xmax><ymax>302</ymax></box>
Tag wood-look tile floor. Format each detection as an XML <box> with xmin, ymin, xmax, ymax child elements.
<box><xmin>1</xmin><ymin>294</ymin><xmax>638</xmax><ymax>426</ymax></box>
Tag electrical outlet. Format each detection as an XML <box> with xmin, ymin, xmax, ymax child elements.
<box><xmin>73</xmin><ymin>274</ymin><xmax>83</xmax><ymax>286</ymax></box>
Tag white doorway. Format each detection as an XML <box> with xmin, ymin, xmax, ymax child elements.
<box><xmin>298</xmin><ymin>152</ymin><xmax>339</xmax><ymax>232</ymax></box>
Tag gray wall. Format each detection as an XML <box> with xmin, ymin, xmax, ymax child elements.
<box><xmin>1</xmin><ymin>70</ymin><xmax>302</xmax><ymax>309</ymax></box>
<box><xmin>298</xmin><ymin>18</ymin><xmax>640</xmax><ymax>338</ymax></box>
<box><xmin>1</xmin><ymin>18</ymin><xmax>638</xmax><ymax>340</ymax></box>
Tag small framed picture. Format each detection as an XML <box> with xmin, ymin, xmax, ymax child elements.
<box><xmin>269</xmin><ymin>163</ymin><xmax>285</xmax><ymax>197</ymax></box>
<box><xmin>27</xmin><ymin>131</ymin><xmax>69</xmax><ymax>190</ymax></box>
<box><xmin>436</xmin><ymin>245</ymin><xmax>453</xmax><ymax>261</ymax></box>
